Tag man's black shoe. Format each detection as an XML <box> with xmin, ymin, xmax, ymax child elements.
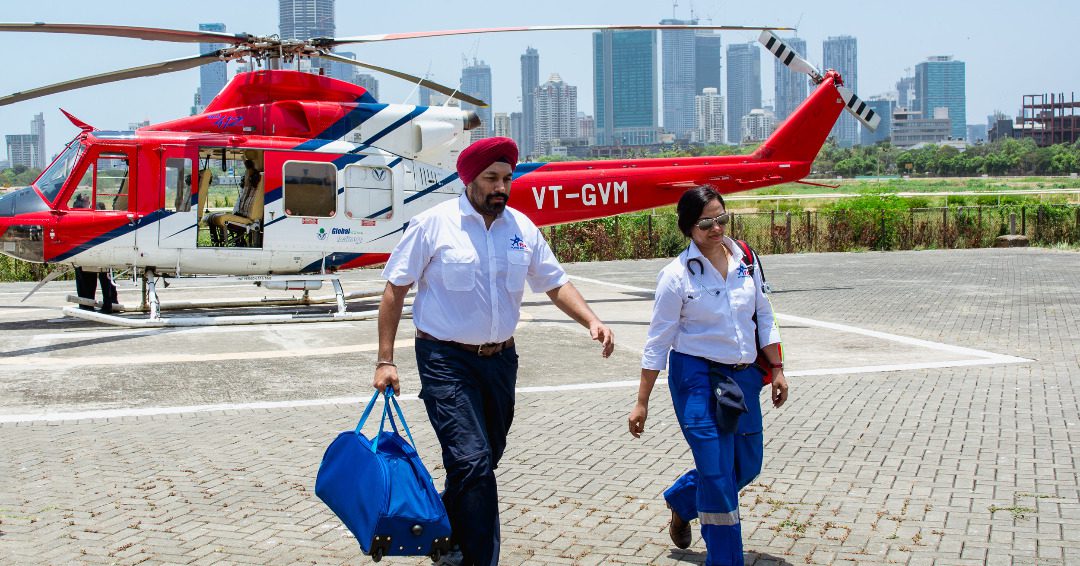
<box><xmin>669</xmin><ymin>506</ymin><xmax>691</xmax><ymax>549</ymax></box>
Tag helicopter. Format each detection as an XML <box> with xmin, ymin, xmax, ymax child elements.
<box><xmin>0</xmin><ymin>23</ymin><xmax>878</xmax><ymax>325</ymax></box>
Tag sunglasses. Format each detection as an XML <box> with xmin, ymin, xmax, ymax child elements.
<box><xmin>694</xmin><ymin>213</ymin><xmax>730</xmax><ymax>230</ymax></box>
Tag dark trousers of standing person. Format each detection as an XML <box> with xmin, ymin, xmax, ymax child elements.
<box><xmin>662</xmin><ymin>351</ymin><xmax>765</xmax><ymax>566</ymax></box>
<box><xmin>415</xmin><ymin>337</ymin><xmax>517</xmax><ymax>566</ymax></box>
<box><xmin>74</xmin><ymin>267</ymin><xmax>118</xmax><ymax>313</ymax></box>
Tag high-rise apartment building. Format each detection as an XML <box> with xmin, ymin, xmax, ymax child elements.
<box><xmin>6</xmin><ymin>135</ymin><xmax>40</xmax><ymax>169</ymax></box>
<box><xmin>740</xmin><ymin>108</ymin><xmax>776</xmax><ymax>142</ymax></box>
<box><xmin>578</xmin><ymin>113</ymin><xmax>596</xmax><ymax>144</ymax></box>
<box><xmin>823</xmin><ymin>35</ymin><xmax>859</xmax><ymax>147</ymax></box>
<box><xmin>461</xmin><ymin>58</ymin><xmax>493</xmax><ymax>141</ymax></box>
<box><xmin>279</xmin><ymin>0</ymin><xmax>335</xmax><ymax>75</ymax></box>
<box><xmin>725</xmin><ymin>42</ymin><xmax>761</xmax><ymax>143</ymax></box>
<box><xmin>694</xmin><ymin>31</ymin><xmax>722</xmax><ymax>95</ymax></box>
<box><xmin>693</xmin><ymin>88</ymin><xmax>724</xmax><ymax>144</ymax></box>
<box><xmin>493</xmin><ymin>113</ymin><xmax>512</xmax><ymax>139</ymax></box>
<box><xmin>593</xmin><ymin>29</ymin><xmax>659</xmax><ymax>146</ymax></box>
<box><xmin>773</xmin><ymin>36</ymin><xmax>807</xmax><ymax>122</ymax></box>
<box><xmin>328</xmin><ymin>51</ymin><xmax>358</xmax><ymax>83</ymax></box>
<box><xmin>534</xmin><ymin>74</ymin><xmax>578</xmax><ymax>155</ymax></box>
<box><xmin>520</xmin><ymin>47</ymin><xmax>540</xmax><ymax>157</ymax></box>
<box><xmin>661</xmin><ymin>18</ymin><xmax>697</xmax><ymax>141</ymax></box>
<box><xmin>510</xmin><ymin>112</ymin><xmax>524</xmax><ymax>149</ymax></box>
<box><xmin>30</xmin><ymin>113</ymin><xmax>45</xmax><ymax>170</ymax></box>
<box><xmin>915</xmin><ymin>56</ymin><xmax>966</xmax><ymax>140</ymax></box>
<box><xmin>196</xmin><ymin>23</ymin><xmax>228</xmax><ymax>112</ymax></box>
<box><xmin>354</xmin><ymin>73</ymin><xmax>378</xmax><ymax>99</ymax></box>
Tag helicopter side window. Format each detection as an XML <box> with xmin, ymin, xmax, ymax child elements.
<box><xmin>283</xmin><ymin>161</ymin><xmax>336</xmax><ymax>218</ymax></box>
<box><xmin>94</xmin><ymin>155</ymin><xmax>130</xmax><ymax>211</ymax></box>
<box><xmin>343</xmin><ymin>165</ymin><xmax>393</xmax><ymax>220</ymax></box>
<box><xmin>163</xmin><ymin>158</ymin><xmax>194</xmax><ymax>212</ymax></box>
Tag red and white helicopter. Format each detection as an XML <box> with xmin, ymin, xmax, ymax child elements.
<box><xmin>0</xmin><ymin>23</ymin><xmax>878</xmax><ymax>326</ymax></box>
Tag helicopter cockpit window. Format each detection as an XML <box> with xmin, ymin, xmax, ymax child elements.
<box><xmin>94</xmin><ymin>154</ymin><xmax>131</xmax><ymax>211</ymax></box>
<box><xmin>283</xmin><ymin>161</ymin><xmax>336</xmax><ymax>218</ymax></box>
<box><xmin>36</xmin><ymin>142</ymin><xmax>84</xmax><ymax>203</ymax></box>
<box><xmin>343</xmin><ymin>165</ymin><xmax>393</xmax><ymax>220</ymax></box>
<box><xmin>164</xmin><ymin>158</ymin><xmax>194</xmax><ymax>212</ymax></box>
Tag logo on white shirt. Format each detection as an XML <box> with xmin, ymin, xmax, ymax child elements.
<box><xmin>510</xmin><ymin>235</ymin><xmax>529</xmax><ymax>251</ymax></box>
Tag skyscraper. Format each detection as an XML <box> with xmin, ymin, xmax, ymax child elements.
<box><xmin>279</xmin><ymin>0</ymin><xmax>335</xmax><ymax>75</ymax></box>
<box><xmin>510</xmin><ymin>112</ymin><xmax>524</xmax><ymax>149</ymax></box>
<box><xmin>534</xmin><ymin>73</ymin><xmax>578</xmax><ymax>155</ymax></box>
<box><xmin>915</xmin><ymin>56</ymin><xmax>966</xmax><ymax>139</ymax></box>
<box><xmin>30</xmin><ymin>113</ymin><xmax>45</xmax><ymax>170</ymax></box>
<box><xmin>520</xmin><ymin>47</ymin><xmax>540</xmax><ymax>157</ymax></box>
<box><xmin>279</xmin><ymin>0</ymin><xmax>335</xmax><ymax>39</ymax></box>
<box><xmin>740</xmin><ymin>109</ymin><xmax>776</xmax><ymax>142</ymax></box>
<box><xmin>860</xmin><ymin>98</ymin><xmax>894</xmax><ymax>146</ymax></box>
<box><xmin>195</xmin><ymin>23</ymin><xmax>228</xmax><ymax>112</ymax></box>
<box><xmin>461</xmin><ymin>58</ymin><xmax>493</xmax><ymax>140</ymax></box>
<box><xmin>493</xmin><ymin>113</ymin><xmax>512</xmax><ymax>138</ymax></box>
<box><xmin>328</xmin><ymin>51</ymin><xmax>358</xmax><ymax>83</ymax></box>
<box><xmin>694</xmin><ymin>31</ymin><xmax>722</xmax><ymax>95</ymax></box>
<box><xmin>661</xmin><ymin>18</ymin><xmax>697</xmax><ymax>141</ymax></box>
<box><xmin>823</xmin><ymin>35</ymin><xmax>859</xmax><ymax>147</ymax></box>
<box><xmin>725</xmin><ymin>42</ymin><xmax>761</xmax><ymax>144</ymax></box>
<box><xmin>594</xmin><ymin>29</ymin><xmax>659</xmax><ymax>146</ymax></box>
<box><xmin>773</xmin><ymin>36</ymin><xmax>807</xmax><ymax>122</ymax></box>
<box><xmin>694</xmin><ymin>88</ymin><xmax>724</xmax><ymax>144</ymax></box>
<box><xmin>896</xmin><ymin>75</ymin><xmax>916</xmax><ymax>109</ymax></box>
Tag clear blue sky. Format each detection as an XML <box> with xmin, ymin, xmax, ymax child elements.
<box><xmin>1</xmin><ymin>0</ymin><xmax>1077</xmax><ymax>160</ymax></box>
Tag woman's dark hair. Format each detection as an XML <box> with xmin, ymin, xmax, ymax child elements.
<box><xmin>676</xmin><ymin>186</ymin><xmax>726</xmax><ymax>236</ymax></box>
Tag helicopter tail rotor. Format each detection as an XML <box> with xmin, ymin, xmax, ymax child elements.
<box><xmin>758</xmin><ymin>30</ymin><xmax>880</xmax><ymax>132</ymax></box>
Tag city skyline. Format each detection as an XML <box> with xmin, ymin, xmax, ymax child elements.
<box><xmin>2</xmin><ymin>0</ymin><xmax>1077</xmax><ymax>159</ymax></box>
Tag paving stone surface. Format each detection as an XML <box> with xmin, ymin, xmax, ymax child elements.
<box><xmin>0</xmin><ymin>248</ymin><xmax>1077</xmax><ymax>565</ymax></box>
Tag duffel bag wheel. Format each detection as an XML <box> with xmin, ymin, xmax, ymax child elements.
<box><xmin>372</xmin><ymin>547</ymin><xmax>384</xmax><ymax>562</ymax></box>
<box><xmin>430</xmin><ymin>549</ymin><xmax>442</xmax><ymax>563</ymax></box>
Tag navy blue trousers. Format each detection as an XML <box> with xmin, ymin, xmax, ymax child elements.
<box><xmin>663</xmin><ymin>351</ymin><xmax>765</xmax><ymax>566</ymax></box>
<box><xmin>415</xmin><ymin>338</ymin><xmax>517</xmax><ymax>566</ymax></box>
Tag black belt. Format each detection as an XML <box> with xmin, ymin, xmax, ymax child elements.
<box><xmin>415</xmin><ymin>329</ymin><xmax>515</xmax><ymax>357</ymax></box>
<box><xmin>709</xmin><ymin>361</ymin><xmax>752</xmax><ymax>371</ymax></box>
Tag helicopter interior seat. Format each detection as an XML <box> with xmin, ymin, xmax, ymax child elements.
<box><xmin>223</xmin><ymin>176</ymin><xmax>264</xmax><ymax>247</ymax></box>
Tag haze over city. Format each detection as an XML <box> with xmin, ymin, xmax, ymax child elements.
<box><xmin>1</xmin><ymin>0</ymin><xmax>1077</xmax><ymax>160</ymax></box>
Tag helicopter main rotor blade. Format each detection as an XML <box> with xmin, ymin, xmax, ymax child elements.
<box><xmin>0</xmin><ymin>22</ymin><xmax>249</xmax><ymax>44</ymax></box>
<box><xmin>0</xmin><ymin>51</ymin><xmax>224</xmax><ymax>107</ymax></box>
<box><xmin>319</xmin><ymin>52</ymin><xmax>488</xmax><ymax>107</ymax></box>
<box><xmin>322</xmin><ymin>23</ymin><xmax>793</xmax><ymax>47</ymax></box>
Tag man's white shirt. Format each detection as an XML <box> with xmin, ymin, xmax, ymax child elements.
<box><xmin>641</xmin><ymin>238</ymin><xmax>781</xmax><ymax>371</ymax></box>
<box><xmin>382</xmin><ymin>193</ymin><xmax>568</xmax><ymax>345</ymax></box>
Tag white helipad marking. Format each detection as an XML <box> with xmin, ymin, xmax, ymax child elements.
<box><xmin>0</xmin><ymin>275</ymin><xmax>1031</xmax><ymax>423</ymax></box>
<box><xmin>0</xmin><ymin>340</ymin><xmax>412</xmax><ymax>368</ymax></box>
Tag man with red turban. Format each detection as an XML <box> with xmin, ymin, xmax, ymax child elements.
<box><xmin>374</xmin><ymin>137</ymin><xmax>615</xmax><ymax>565</ymax></box>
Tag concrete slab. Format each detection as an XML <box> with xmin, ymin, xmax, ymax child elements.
<box><xmin>0</xmin><ymin>247</ymin><xmax>1076</xmax><ymax>565</ymax></box>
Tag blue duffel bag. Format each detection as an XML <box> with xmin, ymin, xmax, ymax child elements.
<box><xmin>316</xmin><ymin>389</ymin><xmax>452</xmax><ymax>563</ymax></box>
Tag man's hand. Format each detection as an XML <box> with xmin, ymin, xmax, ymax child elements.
<box><xmin>771</xmin><ymin>370</ymin><xmax>788</xmax><ymax>408</ymax></box>
<box><xmin>590</xmin><ymin>320</ymin><xmax>615</xmax><ymax>358</ymax></box>
<box><xmin>373</xmin><ymin>364</ymin><xmax>400</xmax><ymax>395</ymax></box>
<box><xmin>628</xmin><ymin>402</ymin><xmax>648</xmax><ymax>438</ymax></box>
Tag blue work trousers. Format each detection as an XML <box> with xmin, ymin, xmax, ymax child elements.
<box><xmin>415</xmin><ymin>337</ymin><xmax>518</xmax><ymax>566</ymax></box>
<box><xmin>663</xmin><ymin>351</ymin><xmax>765</xmax><ymax>566</ymax></box>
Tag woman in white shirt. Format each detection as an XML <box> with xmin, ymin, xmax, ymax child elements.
<box><xmin>628</xmin><ymin>186</ymin><xmax>788</xmax><ymax>565</ymax></box>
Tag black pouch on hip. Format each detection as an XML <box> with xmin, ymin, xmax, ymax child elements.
<box><xmin>708</xmin><ymin>363</ymin><xmax>748</xmax><ymax>434</ymax></box>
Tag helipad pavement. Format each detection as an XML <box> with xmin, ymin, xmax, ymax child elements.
<box><xmin>0</xmin><ymin>247</ymin><xmax>1076</xmax><ymax>565</ymax></box>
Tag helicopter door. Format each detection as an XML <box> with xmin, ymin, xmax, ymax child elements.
<box><xmin>55</xmin><ymin>148</ymin><xmax>137</xmax><ymax>267</ymax></box>
<box><xmin>158</xmin><ymin>153</ymin><xmax>197</xmax><ymax>249</ymax></box>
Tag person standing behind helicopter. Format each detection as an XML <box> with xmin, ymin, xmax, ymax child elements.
<box><xmin>628</xmin><ymin>186</ymin><xmax>788</xmax><ymax>565</ymax></box>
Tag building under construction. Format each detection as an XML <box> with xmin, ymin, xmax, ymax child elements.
<box><xmin>1015</xmin><ymin>93</ymin><xmax>1079</xmax><ymax>146</ymax></box>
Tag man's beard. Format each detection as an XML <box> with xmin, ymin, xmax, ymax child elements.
<box><xmin>468</xmin><ymin>189</ymin><xmax>510</xmax><ymax>216</ymax></box>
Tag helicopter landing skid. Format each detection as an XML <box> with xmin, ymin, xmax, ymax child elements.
<box><xmin>62</xmin><ymin>274</ymin><xmax>408</xmax><ymax>327</ymax></box>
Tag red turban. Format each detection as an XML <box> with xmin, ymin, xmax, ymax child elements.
<box><xmin>456</xmin><ymin>137</ymin><xmax>519</xmax><ymax>186</ymax></box>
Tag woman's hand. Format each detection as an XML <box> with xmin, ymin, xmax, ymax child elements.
<box><xmin>771</xmin><ymin>370</ymin><xmax>788</xmax><ymax>408</ymax></box>
<box><xmin>628</xmin><ymin>402</ymin><xmax>648</xmax><ymax>438</ymax></box>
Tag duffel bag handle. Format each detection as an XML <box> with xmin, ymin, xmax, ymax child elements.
<box><xmin>355</xmin><ymin>389</ymin><xmax>417</xmax><ymax>453</ymax></box>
